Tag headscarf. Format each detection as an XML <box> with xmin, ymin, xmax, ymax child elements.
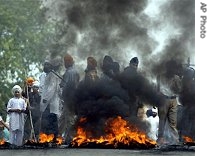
<box><xmin>102</xmin><ymin>55</ymin><xmax>113</xmax><ymax>71</ymax></box>
<box><xmin>26</xmin><ymin>77</ymin><xmax>34</xmax><ymax>86</ymax></box>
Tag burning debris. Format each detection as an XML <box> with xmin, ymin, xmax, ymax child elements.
<box><xmin>0</xmin><ymin>133</ymin><xmax>64</xmax><ymax>149</ymax></box>
<box><xmin>182</xmin><ymin>136</ymin><xmax>195</xmax><ymax>146</ymax></box>
<box><xmin>0</xmin><ymin>134</ymin><xmax>195</xmax><ymax>151</ymax></box>
<box><xmin>71</xmin><ymin>116</ymin><xmax>156</xmax><ymax>148</ymax></box>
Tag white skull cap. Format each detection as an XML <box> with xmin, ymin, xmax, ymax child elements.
<box><xmin>33</xmin><ymin>80</ymin><xmax>40</xmax><ymax>87</ymax></box>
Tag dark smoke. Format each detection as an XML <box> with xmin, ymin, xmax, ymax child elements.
<box><xmin>68</xmin><ymin>60</ymin><xmax>161</xmax><ymax>138</ymax></box>
<box><xmin>154</xmin><ymin>0</ymin><xmax>195</xmax><ymax>140</ymax></box>
<box><xmin>74</xmin><ymin>77</ymin><xmax>130</xmax><ymax>138</ymax></box>
<box><xmin>44</xmin><ymin>0</ymin><xmax>155</xmax><ymax>64</ymax></box>
<box><xmin>150</xmin><ymin>0</ymin><xmax>195</xmax><ymax>75</ymax></box>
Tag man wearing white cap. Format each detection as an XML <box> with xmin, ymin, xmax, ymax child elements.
<box><xmin>23</xmin><ymin>80</ymin><xmax>41</xmax><ymax>141</ymax></box>
<box><xmin>7</xmin><ymin>85</ymin><xmax>27</xmax><ymax>146</ymax></box>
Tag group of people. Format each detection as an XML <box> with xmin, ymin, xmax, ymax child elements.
<box><xmin>0</xmin><ymin>53</ymin><xmax>195</xmax><ymax>147</ymax></box>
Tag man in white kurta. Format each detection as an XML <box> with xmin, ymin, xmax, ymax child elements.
<box><xmin>40</xmin><ymin>57</ymin><xmax>62</xmax><ymax>140</ymax></box>
<box><xmin>7</xmin><ymin>85</ymin><xmax>26</xmax><ymax>146</ymax></box>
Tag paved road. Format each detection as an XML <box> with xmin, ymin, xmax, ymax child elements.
<box><xmin>0</xmin><ymin>147</ymin><xmax>195</xmax><ymax>156</ymax></box>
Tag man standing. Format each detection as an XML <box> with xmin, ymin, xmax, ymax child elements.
<box><xmin>29</xmin><ymin>81</ymin><xmax>41</xmax><ymax>140</ymax></box>
<box><xmin>84</xmin><ymin>56</ymin><xmax>99</xmax><ymax>84</ymax></box>
<box><xmin>156</xmin><ymin>60</ymin><xmax>182</xmax><ymax>146</ymax></box>
<box><xmin>59</xmin><ymin>53</ymin><xmax>80</xmax><ymax>144</ymax></box>
<box><xmin>40</xmin><ymin>56</ymin><xmax>62</xmax><ymax>141</ymax></box>
<box><xmin>120</xmin><ymin>57</ymin><xmax>140</xmax><ymax>116</ymax></box>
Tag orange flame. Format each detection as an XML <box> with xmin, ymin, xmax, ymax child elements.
<box><xmin>56</xmin><ymin>136</ymin><xmax>63</xmax><ymax>145</ymax></box>
<box><xmin>72</xmin><ymin>116</ymin><xmax>156</xmax><ymax>147</ymax></box>
<box><xmin>39</xmin><ymin>133</ymin><xmax>63</xmax><ymax>145</ymax></box>
<box><xmin>0</xmin><ymin>139</ymin><xmax>5</xmax><ymax>145</ymax></box>
<box><xmin>182</xmin><ymin>136</ymin><xmax>195</xmax><ymax>143</ymax></box>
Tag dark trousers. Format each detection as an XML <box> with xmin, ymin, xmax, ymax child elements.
<box><xmin>41</xmin><ymin>105</ymin><xmax>58</xmax><ymax>139</ymax></box>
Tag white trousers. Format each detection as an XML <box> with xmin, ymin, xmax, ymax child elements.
<box><xmin>9</xmin><ymin>129</ymin><xmax>23</xmax><ymax>146</ymax></box>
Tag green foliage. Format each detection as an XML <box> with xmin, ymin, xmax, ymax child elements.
<box><xmin>0</xmin><ymin>0</ymin><xmax>59</xmax><ymax>116</ymax></box>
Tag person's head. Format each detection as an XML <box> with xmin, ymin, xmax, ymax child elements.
<box><xmin>129</xmin><ymin>57</ymin><xmax>139</xmax><ymax>69</ymax></box>
<box><xmin>103</xmin><ymin>55</ymin><xmax>113</xmax><ymax>66</ymax></box>
<box><xmin>87</xmin><ymin>57</ymin><xmax>97</xmax><ymax>70</ymax></box>
<box><xmin>26</xmin><ymin>77</ymin><xmax>34</xmax><ymax>87</ymax></box>
<box><xmin>32</xmin><ymin>81</ymin><xmax>40</xmax><ymax>93</ymax></box>
<box><xmin>12</xmin><ymin>85</ymin><xmax>22</xmax><ymax>98</ymax></box>
<box><xmin>43</xmin><ymin>60</ymin><xmax>53</xmax><ymax>73</ymax></box>
<box><xmin>102</xmin><ymin>55</ymin><xmax>113</xmax><ymax>71</ymax></box>
<box><xmin>64</xmin><ymin>53</ymin><xmax>74</xmax><ymax>68</ymax></box>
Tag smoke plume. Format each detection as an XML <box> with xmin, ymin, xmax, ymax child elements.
<box><xmin>42</xmin><ymin>0</ymin><xmax>195</xmax><ymax>140</ymax></box>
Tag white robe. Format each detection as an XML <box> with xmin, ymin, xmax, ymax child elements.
<box><xmin>7</xmin><ymin>97</ymin><xmax>26</xmax><ymax>131</ymax></box>
<box><xmin>40</xmin><ymin>72</ymin><xmax>61</xmax><ymax>115</ymax></box>
<box><xmin>7</xmin><ymin>97</ymin><xmax>26</xmax><ymax>146</ymax></box>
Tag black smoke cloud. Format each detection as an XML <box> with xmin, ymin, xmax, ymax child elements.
<box><xmin>44</xmin><ymin>0</ymin><xmax>195</xmax><ymax>75</ymax></box>
<box><xmin>73</xmin><ymin>78</ymin><xmax>131</xmax><ymax>138</ymax></box>
<box><xmin>68</xmin><ymin>63</ymin><xmax>161</xmax><ymax>138</ymax></box>
<box><xmin>44</xmin><ymin>0</ymin><xmax>155</xmax><ymax>63</ymax></box>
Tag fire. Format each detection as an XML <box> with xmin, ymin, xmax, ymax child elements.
<box><xmin>182</xmin><ymin>136</ymin><xmax>195</xmax><ymax>143</ymax></box>
<box><xmin>39</xmin><ymin>133</ymin><xmax>54</xmax><ymax>143</ymax></box>
<box><xmin>72</xmin><ymin>116</ymin><xmax>156</xmax><ymax>147</ymax></box>
<box><xmin>39</xmin><ymin>133</ymin><xmax>63</xmax><ymax>145</ymax></box>
<box><xmin>0</xmin><ymin>139</ymin><xmax>5</xmax><ymax>145</ymax></box>
<box><xmin>56</xmin><ymin>136</ymin><xmax>63</xmax><ymax>145</ymax></box>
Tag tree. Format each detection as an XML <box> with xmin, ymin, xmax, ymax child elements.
<box><xmin>0</xmin><ymin>0</ymin><xmax>60</xmax><ymax>117</ymax></box>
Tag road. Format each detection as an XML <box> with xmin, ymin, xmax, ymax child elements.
<box><xmin>0</xmin><ymin>147</ymin><xmax>195</xmax><ymax>156</ymax></box>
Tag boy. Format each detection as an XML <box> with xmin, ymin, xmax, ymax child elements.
<box><xmin>7</xmin><ymin>85</ymin><xmax>27</xmax><ymax>146</ymax></box>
